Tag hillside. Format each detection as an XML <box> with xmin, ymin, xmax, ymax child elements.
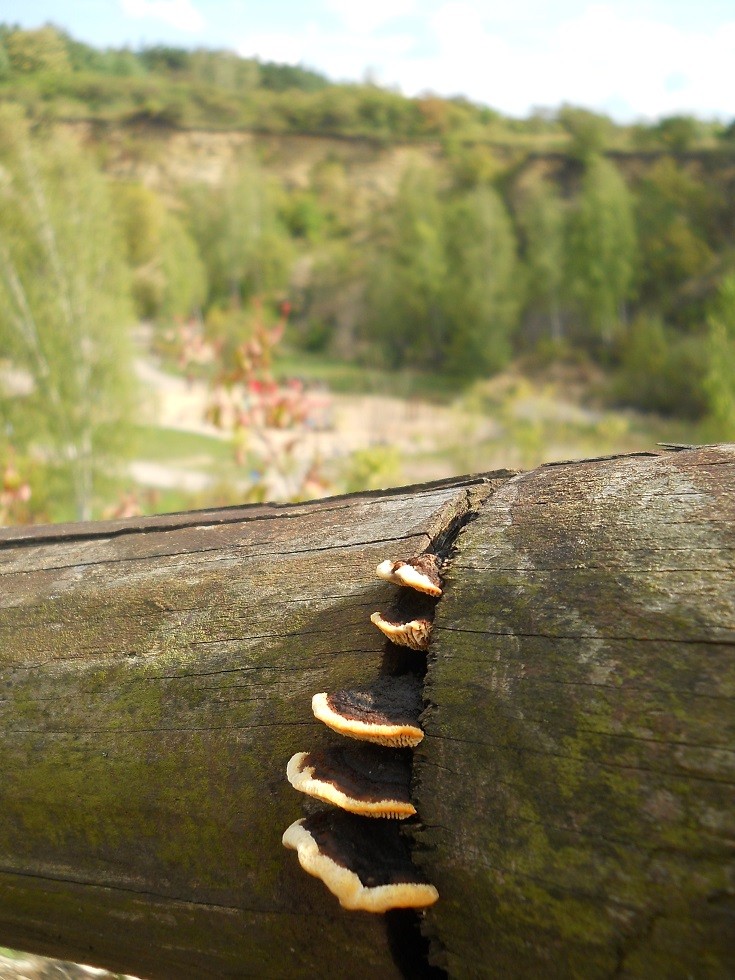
<box><xmin>1</xmin><ymin>23</ymin><xmax>731</xmax><ymax>149</ymax></box>
<box><xmin>1</xmin><ymin>25</ymin><xmax>734</xmax><ymax>526</ymax></box>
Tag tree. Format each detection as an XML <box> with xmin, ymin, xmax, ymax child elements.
<box><xmin>566</xmin><ymin>155</ymin><xmax>637</xmax><ymax>347</ymax></box>
<box><xmin>0</xmin><ymin>37</ymin><xmax>10</xmax><ymax>81</ymax></box>
<box><xmin>365</xmin><ymin>169</ymin><xmax>520</xmax><ymax>378</ymax></box>
<box><xmin>704</xmin><ymin>273</ymin><xmax>735</xmax><ymax>435</ymax></box>
<box><xmin>651</xmin><ymin>114</ymin><xmax>702</xmax><ymax>152</ymax></box>
<box><xmin>635</xmin><ymin>157</ymin><xmax>715</xmax><ymax>329</ymax></box>
<box><xmin>0</xmin><ymin>111</ymin><xmax>136</xmax><ymax>520</ymax></box>
<box><xmin>4</xmin><ymin>25</ymin><xmax>70</xmax><ymax>75</ymax></box>
<box><xmin>614</xmin><ymin>314</ymin><xmax>707</xmax><ymax>418</ymax></box>
<box><xmin>364</xmin><ymin>165</ymin><xmax>449</xmax><ymax>370</ymax></box>
<box><xmin>443</xmin><ymin>186</ymin><xmax>521</xmax><ymax>376</ymax></box>
<box><xmin>557</xmin><ymin>104</ymin><xmax>614</xmax><ymax>160</ymax></box>
<box><xmin>515</xmin><ymin>175</ymin><xmax>567</xmax><ymax>341</ymax></box>
<box><xmin>185</xmin><ymin>156</ymin><xmax>291</xmax><ymax>307</ymax></box>
<box><xmin>112</xmin><ymin>182</ymin><xmax>207</xmax><ymax>319</ymax></box>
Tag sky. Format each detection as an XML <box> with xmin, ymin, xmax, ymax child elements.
<box><xmin>3</xmin><ymin>0</ymin><xmax>735</xmax><ymax>122</ymax></box>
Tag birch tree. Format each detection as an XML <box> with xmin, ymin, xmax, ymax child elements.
<box><xmin>516</xmin><ymin>175</ymin><xmax>567</xmax><ymax>342</ymax></box>
<box><xmin>0</xmin><ymin>111</ymin><xmax>136</xmax><ymax>520</ymax></box>
<box><xmin>566</xmin><ymin>155</ymin><xmax>637</xmax><ymax>347</ymax></box>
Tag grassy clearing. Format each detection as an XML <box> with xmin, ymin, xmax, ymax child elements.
<box><xmin>275</xmin><ymin>351</ymin><xmax>460</xmax><ymax>401</ymax></box>
<box><xmin>448</xmin><ymin>373</ymin><xmax>703</xmax><ymax>471</ymax></box>
<box><xmin>148</xmin><ymin>339</ymin><xmax>458</xmax><ymax>401</ymax></box>
<box><xmin>125</xmin><ymin>362</ymin><xmax>706</xmax><ymax>519</ymax></box>
<box><xmin>139</xmin><ymin>484</ymin><xmax>248</xmax><ymax>515</ymax></box>
<box><xmin>131</xmin><ymin>425</ymin><xmax>232</xmax><ymax>464</ymax></box>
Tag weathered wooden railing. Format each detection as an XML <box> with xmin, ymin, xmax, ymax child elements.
<box><xmin>1</xmin><ymin>446</ymin><xmax>733</xmax><ymax>978</ymax></box>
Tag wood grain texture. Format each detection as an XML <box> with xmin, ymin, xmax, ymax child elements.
<box><xmin>2</xmin><ymin>448</ymin><xmax>733</xmax><ymax>979</ymax></box>
<box><xmin>0</xmin><ymin>474</ymin><xmax>503</xmax><ymax>979</ymax></box>
<box><xmin>413</xmin><ymin>446</ymin><xmax>735</xmax><ymax>979</ymax></box>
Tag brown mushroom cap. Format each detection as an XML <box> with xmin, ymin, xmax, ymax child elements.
<box><xmin>370</xmin><ymin>611</ymin><xmax>432</xmax><ymax>651</ymax></box>
<box><xmin>312</xmin><ymin>675</ymin><xmax>424</xmax><ymax>748</ymax></box>
<box><xmin>282</xmin><ymin>810</ymin><xmax>439</xmax><ymax>912</ymax></box>
<box><xmin>286</xmin><ymin>744</ymin><xmax>415</xmax><ymax>819</ymax></box>
<box><xmin>376</xmin><ymin>554</ymin><xmax>443</xmax><ymax>597</ymax></box>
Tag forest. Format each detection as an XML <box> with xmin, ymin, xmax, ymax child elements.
<box><xmin>1</xmin><ymin>23</ymin><xmax>734</xmax><ymax>525</ymax></box>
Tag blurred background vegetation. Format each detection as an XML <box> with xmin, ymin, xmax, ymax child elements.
<box><xmin>1</xmin><ymin>23</ymin><xmax>734</xmax><ymax>526</ymax></box>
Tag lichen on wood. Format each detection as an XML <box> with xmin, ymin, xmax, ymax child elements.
<box><xmin>412</xmin><ymin>446</ymin><xmax>735</xmax><ymax>978</ymax></box>
<box><xmin>1</xmin><ymin>450</ymin><xmax>733</xmax><ymax>978</ymax></box>
<box><xmin>0</xmin><ymin>475</ymin><xmax>495</xmax><ymax>978</ymax></box>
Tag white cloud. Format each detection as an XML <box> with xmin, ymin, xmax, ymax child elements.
<box><xmin>238</xmin><ymin>2</ymin><xmax>735</xmax><ymax>120</ymax></box>
<box><xmin>120</xmin><ymin>0</ymin><xmax>205</xmax><ymax>34</ymax></box>
<box><xmin>239</xmin><ymin>23</ymin><xmax>415</xmax><ymax>82</ymax></box>
<box><xmin>324</xmin><ymin>0</ymin><xmax>419</xmax><ymax>35</ymax></box>
<box><xmin>394</xmin><ymin>2</ymin><xmax>735</xmax><ymax>119</ymax></box>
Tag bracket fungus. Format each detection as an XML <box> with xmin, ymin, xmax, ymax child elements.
<box><xmin>286</xmin><ymin>744</ymin><xmax>415</xmax><ymax>819</ymax></box>
<box><xmin>370</xmin><ymin>611</ymin><xmax>432</xmax><ymax>651</ymax></box>
<box><xmin>283</xmin><ymin>551</ymin><xmax>440</xmax><ymax>913</ymax></box>
<box><xmin>282</xmin><ymin>810</ymin><xmax>439</xmax><ymax>913</ymax></box>
<box><xmin>311</xmin><ymin>675</ymin><xmax>424</xmax><ymax>748</ymax></box>
<box><xmin>376</xmin><ymin>554</ymin><xmax>443</xmax><ymax>597</ymax></box>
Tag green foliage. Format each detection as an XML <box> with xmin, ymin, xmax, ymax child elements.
<box><xmin>364</xmin><ymin>168</ymin><xmax>520</xmax><ymax>378</ymax></box>
<box><xmin>185</xmin><ymin>157</ymin><xmax>291</xmax><ymax>306</ymax></box>
<box><xmin>365</xmin><ymin>166</ymin><xmax>448</xmax><ymax>371</ymax></box>
<box><xmin>566</xmin><ymin>155</ymin><xmax>637</xmax><ymax>345</ymax></box>
<box><xmin>0</xmin><ymin>110</ymin><xmax>136</xmax><ymax>519</ymax></box>
<box><xmin>4</xmin><ymin>26</ymin><xmax>70</xmax><ymax>75</ymax></box>
<box><xmin>278</xmin><ymin>190</ymin><xmax>325</xmax><ymax>241</ymax></box>
<box><xmin>614</xmin><ymin>315</ymin><xmax>707</xmax><ymax>418</ymax></box>
<box><xmin>341</xmin><ymin>446</ymin><xmax>401</xmax><ymax>493</ymax></box>
<box><xmin>720</xmin><ymin>119</ymin><xmax>735</xmax><ymax>145</ymax></box>
<box><xmin>0</xmin><ymin>23</ymin><xmax>729</xmax><ymax>440</ymax></box>
<box><xmin>515</xmin><ymin>174</ymin><xmax>567</xmax><ymax>341</ymax></box>
<box><xmin>443</xmin><ymin>186</ymin><xmax>521</xmax><ymax>376</ymax></box>
<box><xmin>157</xmin><ymin>212</ymin><xmax>208</xmax><ymax>319</ymax></box>
<box><xmin>112</xmin><ymin>182</ymin><xmax>165</xmax><ymax>266</ymax></box>
<box><xmin>446</xmin><ymin>142</ymin><xmax>500</xmax><ymax>189</ymax></box>
<box><xmin>257</xmin><ymin>60</ymin><xmax>329</xmax><ymax>93</ymax></box>
<box><xmin>704</xmin><ymin>274</ymin><xmax>735</xmax><ymax>435</ymax></box>
<box><xmin>294</xmin><ymin>237</ymin><xmax>365</xmax><ymax>358</ymax></box>
<box><xmin>650</xmin><ymin>115</ymin><xmax>702</xmax><ymax>152</ymax></box>
<box><xmin>0</xmin><ymin>24</ymin><xmax>722</xmax><ymax>159</ymax></box>
<box><xmin>137</xmin><ymin>45</ymin><xmax>191</xmax><ymax>75</ymax></box>
<box><xmin>635</xmin><ymin>157</ymin><xmax>716</xmax><ymax>328</ymax></box>
<box><xmin>188</xmin><ymin>49</ymin><xmax>258</xmax><ymax>91</ymax></box>
<box><xmin>557</xmin><ymin>105</ymin><xmax>614</xmax><ymax>159</ymax></box>
<box><xmin>112</xmin><ymin>183</ymin><xmax>207</xmax><ymax>318</ymax></box>
<box><xmin>0</xmin><ymin>39</ymin><xmax>10</xmax><ymax>81</ymax></box>
<box><xmin>0</xmin><ymin>25</ymin><xmax>549</xmax><ymax>143</ymax></box>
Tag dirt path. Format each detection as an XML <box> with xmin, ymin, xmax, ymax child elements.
<box><xmin>132</xmin><ymin>354</ymin><xmax>661</xmax><ymax>499</ymax></box>
<box><xmin>133</xmin><ymin>358</ymin><xmax>499</xmax><ymax>493</ymax></box>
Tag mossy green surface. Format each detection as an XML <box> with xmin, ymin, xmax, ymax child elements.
<box><xmin>0</xmin><ymin>481</ymin><xmax>477</xmax><ymax>977</ymax></box>
<box><xmin>413</xmin><ymin>447</ymin><xmax>735</xmax><ymax>977</ymax></box>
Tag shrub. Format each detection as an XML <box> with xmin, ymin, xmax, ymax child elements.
<box><xmin>613</xmin><ymin>316</ymin><xmax>708</xmax><ymax>418</ymax></box>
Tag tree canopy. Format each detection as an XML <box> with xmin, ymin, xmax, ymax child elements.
<box><xmin>0</xmin><ymin>110</ymin><xmax>136</xmax><ymax>519</ymax></box>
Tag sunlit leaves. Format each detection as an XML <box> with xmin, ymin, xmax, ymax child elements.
<box><xmin>0</xmin><ymin>111</ymin><xmax>136</xmax><ymax>519</ymax></box>
<box><xmin>566</xmin><ymin>155</ymin><xmax>637</xmax><ymax>344</ymax></box>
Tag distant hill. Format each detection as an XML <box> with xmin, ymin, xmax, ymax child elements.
<box><xmin>0</xmin><ymin>23</ymin><xmax>731</xmax><ymax>150</ymax></box>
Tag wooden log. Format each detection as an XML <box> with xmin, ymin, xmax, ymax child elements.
<box><xmin>413</xmin><ymin>445</ymin><xmax>735</xmax><ymax>978</ymax></box>
<box><xmin>0</xmin><ymin>447</ymin><xmax>733</xmax><ymax>978</ymax></box>
<box><xmin>0</xmin><ymin>473</ymin><xmax>502</xmax><ymax>979</ymax></box>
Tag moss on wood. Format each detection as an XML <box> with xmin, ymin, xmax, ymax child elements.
<box><xmin>2</xmin><ymin>455</ymin><xmax>733</xmax><ymax>977</ymax></box>
<box><xmin>413</xmin><ymin>446</ymin><xmax>735</xmax><ymax>978</ymax></box>
<box><xmin>0</xmin><ymin>477</ymin><xmax>496</xmax><ymax>977</ymax></box>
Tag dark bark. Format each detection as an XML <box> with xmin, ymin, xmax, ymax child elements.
<box><xmin>413</xmin><ymin>445</ymin><xmax>735</xmax><ymax>978</ymax></box>
<box><xmin>0</xmin><ymin>448</ymin><xmax>733</xmax><ymax>979</ymax></box>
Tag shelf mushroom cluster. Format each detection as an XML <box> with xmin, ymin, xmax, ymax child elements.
<box><xmin>282</xmin><ymin>553</ymin><xmax>443</xmax><ymax>913</ymax></box>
